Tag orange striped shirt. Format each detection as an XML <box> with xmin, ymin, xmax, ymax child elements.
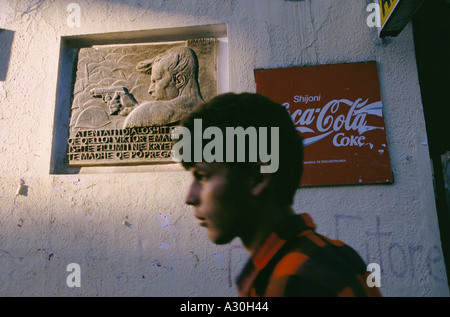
<box><xmin>236</xmin><ymin>213</ymin><xmax>382</xmax><ymax>297</ymax></box>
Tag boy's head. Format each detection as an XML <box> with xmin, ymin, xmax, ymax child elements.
<box><xmin>179</xmin><ymin>92</ymin><xmax>304</xmax><ymax>207</ymax></box>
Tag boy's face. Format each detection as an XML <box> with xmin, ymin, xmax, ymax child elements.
<box><xmin>185</xmin><ymin>162</ymin><xmax>252</xmax><ymax>245</ymax></box>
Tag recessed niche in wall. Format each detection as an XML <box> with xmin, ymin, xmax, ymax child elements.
<box><xmin>50</xmin><ymin>24</ymin><xmax>228</xmax><ymax>174</ymax></box>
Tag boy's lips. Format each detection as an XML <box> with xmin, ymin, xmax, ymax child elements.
<box><xmin>195</xmin><ymin>215</ymin><xmax>207</xmax><ymax>227</ymax></box>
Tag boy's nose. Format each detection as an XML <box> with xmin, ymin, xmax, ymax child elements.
<box><xmin>185</xmin><ymin>182</ymin><xmax>199</xmax><ymax>206</ymax></box>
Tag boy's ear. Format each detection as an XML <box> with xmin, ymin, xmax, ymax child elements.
<box><xmin>251</xmin><ymin>163</ymin><xmax>272</xmax><ymax>197</ymax></box>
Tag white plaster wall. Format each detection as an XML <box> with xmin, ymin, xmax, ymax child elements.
<box><xmin>0</xmin><ymin>0</ymin><xmax>448</xmax><ymax>296</ymax></box>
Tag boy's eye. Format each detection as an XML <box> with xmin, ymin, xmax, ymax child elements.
<box><xmin>193</xmin><ymin>171</ymin><xmax>209</xmax><ymax>181</ymax></box>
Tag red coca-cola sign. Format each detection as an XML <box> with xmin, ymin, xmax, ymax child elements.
<box><xmin>255</xmin><ymin>61</ymin><xmax>393</xmax><ymax>187</ymax></box>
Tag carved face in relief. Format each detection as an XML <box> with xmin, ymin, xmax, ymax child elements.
<box><xmin>148</xmin><ymin>60</ymin><xmax>181</xmax><ymax>101</ymax></box>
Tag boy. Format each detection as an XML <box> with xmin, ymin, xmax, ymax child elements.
<box><xmin>178</xmin><ymin>92</ymin><xmax>381</xmax><ymax>297</ymax></box>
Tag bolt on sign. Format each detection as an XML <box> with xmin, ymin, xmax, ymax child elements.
<box><xmin>255</xmin><ymin>61</ymin><xmax>393</xmax><ymax>187</ymax></box>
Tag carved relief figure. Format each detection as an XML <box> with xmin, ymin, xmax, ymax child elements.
<box><xmin>69</xmin><ymin>41</ymin><xmax>216</xmax><ymax>135</ymax></box>
<box><xmin>91</xmin><ymin>46</ymin><xmax>205</xmax><ymax>129</ymax></box>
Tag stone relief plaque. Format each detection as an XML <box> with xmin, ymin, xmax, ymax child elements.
<box><xmin>66</xmin><ymin>38</ymin><xmax>218</xmax><ymax>166</ymax></box>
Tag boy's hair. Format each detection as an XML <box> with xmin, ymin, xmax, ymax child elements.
<box><xmin>179</xmin><ymin>92</ymin><xmax>304</xmax><ymax>206</ymax></box>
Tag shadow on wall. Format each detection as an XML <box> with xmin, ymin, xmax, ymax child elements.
<box><xmin>0</xmin><ymin>29</ymin><xmax>14</xmax><ymax>81</ymax></box>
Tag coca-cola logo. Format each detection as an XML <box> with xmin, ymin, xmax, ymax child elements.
<box><xmin>283</xmin><ymin>98</ymin><xmax>384</xmax><ymax>149</ymax></box>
